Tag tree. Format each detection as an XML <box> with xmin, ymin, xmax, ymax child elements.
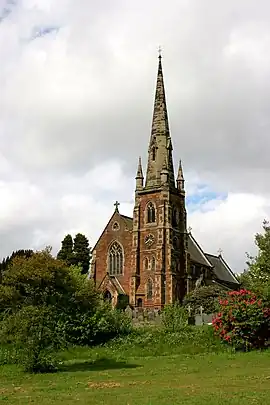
<box><xmin>0</xmin><ymin>247</ymin><xmax>98</xmax><ymax>314</ymax></box>
<box><xmin>0</xmin><ymin>249</ymin><xmax>34</xmax><ymax>272</ymax></box>
<box><xmin>183</xmin><ymin>285</ymin><xmax>226</xmax><ymax>315</ymax></box>
<box><xmin>0</xmin><ymin>248</ymin><xmax>132</xmax><ymax>372</ymax></box>
<box><xmin>73</xmin><ymin>233</ymin><xmax>91</xmax><ymax>274</ymax></box>
<box><xmin>244</xmin><ymin>220</ymin><xmax>270</xmax><ymax>290</ymax></box>
<box><xmin>57</xmin><ymin>234</ymin><xmax>74</xmax><ymax>266</ymax></box>
<box><xmin>0</xmin><ymin>248</ymin><xmax>100</xmax><ymax>372</ymax></box>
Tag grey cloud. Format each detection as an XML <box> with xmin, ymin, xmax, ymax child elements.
<box><xmin>1</xmin><ymin>0</ymin><xmax>270</xmax><ymax>267</ymax></box>
<box><xmin>1</xmin><ymin>0</ymin><xmax>270</xmax><ymax>194</ymax></box>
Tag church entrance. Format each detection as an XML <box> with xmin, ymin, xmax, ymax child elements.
<box><xmin>104</xmin><ymin>290</ymin><xmax>112</xmax><ymax>302</ymax></box>
<box><xmin>137</xmin><ymin>298</ymin><xmax>143</xmax><ymax>307</ymax></box>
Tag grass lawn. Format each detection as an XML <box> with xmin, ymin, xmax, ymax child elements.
<box><xmin>0</xmin><ymin>349</ymin><xmax>270</xmax><ymax>404</ymax></box>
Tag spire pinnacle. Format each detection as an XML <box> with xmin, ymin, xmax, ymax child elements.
<box><xmin>135</xmin><ymin>156</ymin><xmax>144</xmax><ymax>190</ymax></box>
<box><xmin>177</xmin><ymin>160</ymin><xmax>185</xmax><ymax>192</ymax></box>
<box><xmin>136</xmin><ymin>156</ymin><xmax>143</xmax><ymax>178</ymax></box>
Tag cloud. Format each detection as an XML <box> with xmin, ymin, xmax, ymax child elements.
<box><xmin>1</xmin><ymin>0</ymin><xmax>270</xmax><ymax>271</ymax></box>
<box><xmin>189</xmin><ymin>192</ymin><xmax>270</xmax><ymax>272</ymax></box>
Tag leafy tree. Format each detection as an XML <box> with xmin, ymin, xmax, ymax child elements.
<box><xmin>183</xmin><ymin>285</ymin><xmax>226</xmax><ymax>315</ymax></box>
<box><xmin>0</xmin><ymin>247</ymin><xmax>98</xmax><ymax>315</ymax></box>
<box><xmin>162</xmin><ymin>303</ymin><xmax>188</xmax><ymax>332</ymax></box>
<box><xmin>73</xmin><ymin>233</ymin><xmax>91</xmax><ymax>274</ymax></box>
<box><xmin>244</xmin><ymin>220</ymin><xmax>270</xmax><ymax>292</ymax></box>
<box><xmin>0</xmin><ymin>306</ymin><xmax>64</xmax><ymax>373</ymax></box>
<box><xmin>57</xmin><ymin>234</ymin><xmax>74</xmax><ymax>266</ymax></box>
<box><xmin>0</xmin><ymin>248</ymin><xmax>132</xmax><ymax>371</ymax></box>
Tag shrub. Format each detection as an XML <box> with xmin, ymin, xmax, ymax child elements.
<box><xmin>60</xmin><ymin>301</ymin><xmax>133</xmax><ymax>346</ymax></box>
<box><xmin>183</xmin><ymin>285</ymin><xmax>226</xmax><ymax>315</ymax></box>
<box><xmin>161</xmin><ymin>303</ymin><xmax>188</xmax><ymax>332</ymax></box>
<box><xmin>101</xmin><ymin>324</ymin><xmax>226</xmax><ymax>358</ymax></box>
<box><xmin>213</xmin><ymin>289</ymin><xmax>270</xmax><ymax>351</ymax></box>
<box><xmin>0</xmin><ymin>306</ymin><xmax>65</xmax><ymax>373</ymax></box>
<box><xmin>0</xmin><ymin>249</ymin><xmax>100</xmax><ymax>318</ymax></box>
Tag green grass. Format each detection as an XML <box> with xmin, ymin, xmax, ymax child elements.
<box><xmin>0</xmin><ymin>327</ymin><xmax>270</xmax><ymax>404</ymax></box>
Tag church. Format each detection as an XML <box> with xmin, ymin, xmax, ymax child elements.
<box><xmin>90</xmin><ymin>54</ymin><xmax>239</xmax><ymax>309</ymax></box>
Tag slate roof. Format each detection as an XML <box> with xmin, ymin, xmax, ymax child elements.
<box><xmin>120</xmin><ymin>214</ymin><xmax>133</xmax><ymax>230</ymax></box>
<box><xmin>187</xmin><ymin>233</ymin><xmax>212</xmax><ymax>267</ymax></box>
<box><xmin>188</xmin><ymin>232</ymin><xmax>239</xmax><ymax>286</ymax></box>
<box><xmin>205</xmin><ymin>253</ymin><xmax>239</xmax><ymax>285</ymax></box>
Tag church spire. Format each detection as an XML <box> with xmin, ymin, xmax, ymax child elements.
<box><xmin>145</xmin><ymin>52</ymin><xmax>175</xmax><ymax>189</ymax></box>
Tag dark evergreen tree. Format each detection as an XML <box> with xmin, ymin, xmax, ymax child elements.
<box><xmin>73</xmin><ymin>233</ymin><xmax>91</xmax><ymax>274</ymax></box>
<box><xmin>0</xmin><ymin>249</ymin><xmax>34</xmax><ymax>273</ymax></box>
<box><xmin>57</xmin><ymin>234</ymin><xmax>74</xmax><ymax>266</ymax></box>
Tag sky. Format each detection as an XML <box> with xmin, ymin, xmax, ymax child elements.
<box><xmin>1</xmin><ymin>0</ymin><xmax>270</xmax><ymax>272</ymax></box>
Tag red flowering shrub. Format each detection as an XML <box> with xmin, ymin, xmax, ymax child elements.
<box><xmin>212</xmin><ymin>289</ymin><xmax>270</xmax><ymax>351</ymax></box>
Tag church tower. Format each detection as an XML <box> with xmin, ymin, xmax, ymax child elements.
<box><xmin>130</xmin><ymin>54</ymin><xmax>188</xmax><ymax>309</ymax></box>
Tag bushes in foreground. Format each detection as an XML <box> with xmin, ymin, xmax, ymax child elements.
<box><xmin>161</xmin><ymin>303</ymin><xmax>188</xmax><ymax>332</ymax></box>
<box><xmin>213</xmin><ymin>289</ymin><xmax>270</xmax><ymax>351</ymax></box>
<box><xmin>0</xmin><ymin>249</ymin><xmax>132</xmax><ymax>373</ymax></box>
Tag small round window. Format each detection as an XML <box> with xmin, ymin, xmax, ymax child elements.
<box><xmin>112</xmin><ymin>222</ymin><xmax>120</xmax><ymax>231</ymax></box>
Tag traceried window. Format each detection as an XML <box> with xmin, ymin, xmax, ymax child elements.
<box><xmin>147</xmin><ymin>202</ymin><xmax>156</xmax><ymax>223</ymax></box>
<box><xmin>147</xmin><ymin>279</ymin><xmax>153</xmax><ymax>299</ymax></box>
<box><xmin>108</xmin><ymin>242</ymin><xmax>123</xmax><ymax>275</ymax></box>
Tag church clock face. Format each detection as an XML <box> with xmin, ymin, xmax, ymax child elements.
<box><xmin>145</xmin><ymin>234</ymin><xmax>155</xmax><ymax>248</ymax></box>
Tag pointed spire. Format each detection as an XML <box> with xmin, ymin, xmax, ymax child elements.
<box><xmin>136</xmin><ymin>156</ymin><xmax>143</xmax><ymax>178</ymax></box>
<box><xmin>151</xmin><ymin>51</ymin><xmax>170</xmax><ymax>139</ymax></box>
<box><xmin>136</xmin><ymin>156</ymin><xmax>144</xmax><ymax>190</ymax></box>
<box><xmin>145</xmin><ymin>52</ymin><xmax>175</xmax><ymax>189</ymax></box>
<box><xmin>177</xmin><ymin>160</ymin><xmax>185</xmax><ymax>192</ymax></box>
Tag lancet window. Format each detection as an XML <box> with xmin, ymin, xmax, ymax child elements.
<box><xmin>147</xmin><ymin>202</ymin><xmax>156</xmax><ymax>223</ymax></box>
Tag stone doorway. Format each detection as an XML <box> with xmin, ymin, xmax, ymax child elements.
<box><xmin>137</xmin><ymin>298</ymin><xmax>143</xmax><ymax>307</ymax></box>
<box><xmin>104</xmin><ymin>290</ymin><xmax>112</xmax><ymax>302</ymax></box>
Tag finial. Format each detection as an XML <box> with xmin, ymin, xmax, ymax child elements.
<box><xmin>114</xmin><ymin>201</ymin><xmax>120</xmax><ymax>212</ymax></box>
<box><xmin>158</xmin><ymin>45</ymin><xmax>162</xmax><ymax>59</ymax></box>
<box><xmin>188</xmin><ymin>226</ymin><xmax>192</xmax><ymax>233</ymax></box>
<box><xmin>217</xmin><ymin>248</ymin><xmax>223</xmax><ymax>256</ymax></box>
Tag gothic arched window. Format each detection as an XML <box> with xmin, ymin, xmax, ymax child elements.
<box><xmin>147</xmin><ymin>279</ymin><xmax>153</xmax><ymax>299</ymax></box>
<box><xmin>144</xmin><ymin>257</ymin><xmax>149</xmax><ymax>271</ymax></box>
<box><xmin>172</xmin><ymin>206</ymin><xmax>178</xmax><ymax>226</ymax></box>
<box><xmin>173</xmin><ymin>236</ymin><xmax>179</xmax><ymax>249</ymax></box>
<box><xmin>147</xmin><ymin>202</ymin><xmax>156</xmax><ymax>223</ymax></box>
<box><xmin>151</xmin><ymin>256</ymin><xmax>156</xmax><ymax>271</ymax></box>
<box><xmin>108</xmin><ymin>241</ymin><xmax>123</xmax><ymax>275</ymax></box>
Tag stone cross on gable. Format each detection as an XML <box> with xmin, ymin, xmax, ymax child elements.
<box><xmin>114</xmin><ymin>200</ymin><xmax>120</xmax><ymax>212</ymax></box>
<box><xmin>188</xmin><ymin>226</ymin><xmax>192</xmax><ymax>233</ymax></box>
<box><xmin>217</xmin><ymin>248</ymin><xmax>223</xmax><ymax>256</ymax></box>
